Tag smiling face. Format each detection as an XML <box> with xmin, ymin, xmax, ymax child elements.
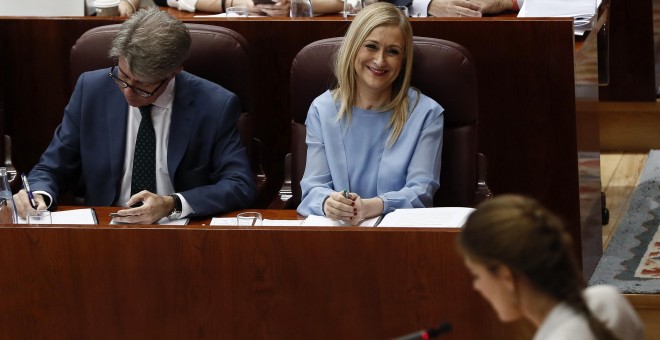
<box><xmin>353</xmin><ymin>25</ymin><xmax>405</xmax><ymax>100</ymax></box>
<box><xmin>464</xmin><ymin>257</ymin><xmax>523</xmax><ymax>322</ymax></box>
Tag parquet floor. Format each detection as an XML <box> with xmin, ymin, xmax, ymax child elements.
<box><xmin>600</xmin><ymin>152</ymin><xmax>649</xmax><ymax>250</ymax></box>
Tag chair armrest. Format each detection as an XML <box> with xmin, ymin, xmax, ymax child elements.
<box><xmin>474</xmin><ymin>152</ymin><xmax>493</xmax><ymax>205</ymax></box>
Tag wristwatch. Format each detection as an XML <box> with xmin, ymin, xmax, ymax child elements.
<box><xmin>168</xmin><ymin>194</ymin><xmax>182</xmax><ymax>220</ymax></box>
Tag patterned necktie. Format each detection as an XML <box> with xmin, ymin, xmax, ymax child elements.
<box><xmin>131</xmin><ymin>105</ymin><xmax>156</xmax><ymax>196</ymax></box>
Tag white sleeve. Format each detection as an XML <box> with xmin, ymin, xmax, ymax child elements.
<box><xmin>410</xmin><ymin>0</ymin><xmax>431</xmax><ymax>17</ymax></box>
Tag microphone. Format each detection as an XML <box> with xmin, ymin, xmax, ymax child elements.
<box><xmin>393</xmin><ymin>322</ymin><xmax>452</xmax><ymax>340</ymax></box>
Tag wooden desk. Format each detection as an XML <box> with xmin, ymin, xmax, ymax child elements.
<box><xmin>0</xmin><ymin>16</ymin><xmax>601</xmax><ymax>277</ymax></box>
<box><xmin>0</xmin><ymin>208</ymin><xmax>533</xmax><ymax>339</ymax></box>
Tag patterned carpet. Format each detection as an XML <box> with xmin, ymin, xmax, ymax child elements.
<box><xmin>589</xmin><ymin>150</ymin><xmax>660</xmax><ymax>293</ymax></box>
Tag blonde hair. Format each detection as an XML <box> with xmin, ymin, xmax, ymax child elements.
<box><xmin>458</xmin><ymin>195</ymin><xmax>620</xmax><ymax>340</ymax></box>
<box><xmin>332</xmin><ymin>2</ymin><xmax>416</xmax><ymax>145</ymax></box>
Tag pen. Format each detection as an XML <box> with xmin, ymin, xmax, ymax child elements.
<box><xmin>21</xmin><ymin>173</ymin><xmax>37</xmax><ymax>209</ymax></box>
<box><xmin>341</xmin><ymin>189</ymin><xmax>349</xmax><ymax>198</ymax></box>
<box><xmin>373</xmin><ymin>214</ymin><xmax>385</xmax><ymax>227</ymax></box>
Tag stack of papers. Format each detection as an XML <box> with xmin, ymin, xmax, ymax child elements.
<box><xmin>302</xmin><ymin>207</ymin><xmax>476</xmax><ymax>228</ymax></box>
<box><xmin>17</xmin><ymin>208</ymin><xmax>97</xmax><ymax>224</ymax></box>
<box><xmin>518</xmin><ymin>0</ymin><xmax>601</xmax><ymax>36</ymax></box>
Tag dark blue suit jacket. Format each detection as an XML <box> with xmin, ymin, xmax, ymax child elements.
<box><xmin>29</xmin><ymin>69</ymin><xmax>256</xmax><ymax>217</ymax></box>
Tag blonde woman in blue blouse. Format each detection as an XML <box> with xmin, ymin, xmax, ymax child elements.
<box><xmin>297</xmin><ymin>2</ymin><xmax>444</xmax><ymax>223</ymax></box>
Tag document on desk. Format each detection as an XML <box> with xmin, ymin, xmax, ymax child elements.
<box><xmin>518</xmin><ymin>0</ymin><xmax>601</xmax><ymax>35</ymax></box>
<box><xmin>301</xmin><ymin>215</ymin><xmax>380</xmax><ymax>227</ymax></box>
<box><xmin>376</xmin><ymin>207</ymin><xmax>476</xmax><ymax>228</ymax></box>
<box><xmin>210</xmin><ymin>218</ymin><xmax>304</xmax><ymax>226</ymax></box>
<box><xmin>17</xmin><ymin>208</ymin><xmax>98</xmax><ymax>224</ymax></box>
<box><xmin>109</xmin><ymin>217</ymin><xmax>190</xmax><ymax>225</ymax></box>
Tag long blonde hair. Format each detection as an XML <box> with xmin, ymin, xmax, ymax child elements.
<box><xmin>332</xmin><ymin>2</ymin><xmax>416</xmax><ymax>145</ymax></box>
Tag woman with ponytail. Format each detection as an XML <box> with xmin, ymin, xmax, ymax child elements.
<box><xmin>458</xmin><ymin>195</ymin><xmax>644</xmax><ymax>340</ymax></box>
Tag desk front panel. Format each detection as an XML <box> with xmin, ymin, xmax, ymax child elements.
<box><xmin>0</xmin><ymin>219</ymin><xmax>532</xmax><ymax>339</ymax></box>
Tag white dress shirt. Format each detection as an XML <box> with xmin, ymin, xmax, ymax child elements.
<box><xmin>117</xmin><ymin>78</ymin><xmax>193</xmax><ymax>218</ymax></box>
<box><xmin>533</xmin><ymin>285</ymin><xmax>644</xmax><ymax>340</ymax></box>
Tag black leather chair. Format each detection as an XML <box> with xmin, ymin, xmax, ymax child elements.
<box><xmin>69</xmin><ymin>23</ymin><xmax>270</xmax><ymax>207</ymax></box>
<box><xmin>289</xmin><ymin>36</ymin><xmax>491</xmax><ymax>208</ymax></box>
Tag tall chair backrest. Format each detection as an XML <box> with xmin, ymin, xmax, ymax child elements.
<box><xmin>70</xmin><ymin>23</ymin><xmax>270</xmax><ymax>206</ymax></box>
<box><xmin>290</xmin><ymin>36</ymin><xmax>481</xmax><ymax>208</ymax></box>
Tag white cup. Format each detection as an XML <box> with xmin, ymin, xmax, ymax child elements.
<box><xmin>226</xmin><ymin>6</ymin><xmax>249</xmax><ymax>17</ymax></box>
<box><xmin>236</xmin><ymin>212</ymin><xmax>262</xmax><ymax>226</ymax></box>
<box><xmin>26</xmin><ymin>210</ymin><xmax>52</xmax><ymax>225</ymax></box>
<box><xmin>95</xmin><ymin>0</ymin><xmax>120</xmax><ymax>16</ymax></box>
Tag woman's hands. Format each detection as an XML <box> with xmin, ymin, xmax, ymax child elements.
<box><xmin>323</xmin><ymin>191</ymin><xmax>383</xmax><ymax>224</ymax></box>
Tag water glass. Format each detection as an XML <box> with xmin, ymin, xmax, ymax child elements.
<box><xmin>237</xmin><ymin>212</ymin><xmax>263</xmax><ymax>227</ymax></box>
<box><xmin>226</xmin><ymin>6</ymin><xmax>249</xmax><ymax>17</ymax></box>
<box><xmin>27</xmin><ymin>210</ymin><xmax>52</xmax><ymax>225</ymax></box>
<box><xmin>343</xmin><ymin>0</ymin><xmax>363</xmax><ymax>17</ymax></box>
<box><xmin>290</xmin><ymin>0</ymin><xmax>313</xmax><ymax>17</ymax></box>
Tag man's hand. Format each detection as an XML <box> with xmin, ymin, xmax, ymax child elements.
<box><xmin>470</xmin><ymin>0</ymin><xmax>512</xmax><ymax>15</ymax></box>
<box><xmin>13</xmin><ymin>190</ymin><xmax>47</xmax><ymax>219</ymax></box>
<box><xmin>111</xmin><ymin>191</ymin><xmax>174</xmax><ymax>224</ymax></box>
<box><xmin>428</xmin><ymin>0</ymin><xmax>481</xmax><ymax>17</ymax></box>
<box><xmin>119</xmin><ymin>0</ymin><xmax>140</xmax><ymax>16</ymax></box>
<box><xmin>255</xmin><ymin>0</ymin><xmax>291</xmax><ymax>16</ymax></box>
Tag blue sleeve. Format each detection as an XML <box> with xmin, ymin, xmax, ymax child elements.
<box><xmin>296</xmin><ymin>103</ymin><xmax>335</xmax><ymax>216</ymax></box>
<box><xmin>380</xmin><ymin>106</ymin><xmax>444</xmax><ymax>213</ymax></box>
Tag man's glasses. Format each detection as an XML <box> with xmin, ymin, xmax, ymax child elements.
<box><xmin>108</xmin><ymin>65</ymin><xmax>167</xmax><ymax>98</ymax></box>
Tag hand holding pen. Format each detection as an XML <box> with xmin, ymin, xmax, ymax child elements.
<box><xmin>20</xmin><ymin>174</ymin><xmax>37</xmax><ymax>209</ymax></box>
<box><xmin>323</xmin><ymin>188</ymin><xmax>359</xmax><ymax>222</ymax></box>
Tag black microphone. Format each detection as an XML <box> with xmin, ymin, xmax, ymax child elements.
<box><xmin>392</xmin><ymin>322</ymin><xmax>452</xmax><ymax>340</ymax></box>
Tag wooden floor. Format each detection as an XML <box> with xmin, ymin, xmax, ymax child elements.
<box><xmin>600</xmin><ymin>152</ymin><xmax>649</xmax><ymax>249</ymax></box>
<box><xmin>601</xmin><ymin>151</ymin><xmax>660</xmax><ymax>340</ymax></box>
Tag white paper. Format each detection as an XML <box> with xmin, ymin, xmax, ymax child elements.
<box><xmin>109</xmin><ymin>217</ymin><xmax>190</xmax><ymax>225</ymax></box>
<box><xmin>301</xmin><ymin>215</ymin><xmax>380</xmax><ymax>227</ymax></box>
<box><xmin>18</xmin><ymin>208</ymin><xmax>97</xmax><ymax>225</ymax></box>
<box><xmin>377</xmin><ymin>207</ymin><xmax>476</xmax><ymax>228</ymax></box>
<box><xmin>210</xmin><ymin>217</ymin><xmax>237</xmax><ymax>226</ymax></box>
<box><xmin>262</xmin><ymin>219</ymin><xmax>304</xmax><ymax>226</ymax></box>
<box><xmin>210</xmin><ymin>218</ymin><xmax>304</xmax><ymax>226</ymax></box>
<box><xmin>518</xmin><ymin>0</ymin><xmax>599</xmax><ymax>35</ymax></box>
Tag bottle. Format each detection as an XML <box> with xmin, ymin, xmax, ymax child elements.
<box><xmin>290</xmin><ymin>0</ymin><xmax>313</xmax><ymax>17</ymax></box>
<box><xmin>0</xmin><ymin>167</ymin><xmax>17</xmax><ymax>224</ymax></box>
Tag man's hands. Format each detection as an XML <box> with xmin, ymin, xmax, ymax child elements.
<box><xmin>13</xmin><ymin>190</ymin><xmax>47</xmax><ymax>219</ymax></box>
<box><xmin>428</xmin><ymin>0</ymin><xmax>512</xmax><ymax>17</ymax></box>
<box><xmin>111</xmin><ymin>190</ymin><xmax>175</xmax><ymax>224</ymax></box>
<box><xmin>119</xmin><ymin>0</ymin><xmax>140</xmax><ymax>16</ymax></box>
<box><xmin>248</xmin><ymin>0</ymin><xmax>291</xmax><ymax>16</ymax></box>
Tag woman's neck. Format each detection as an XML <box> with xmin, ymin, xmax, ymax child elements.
<box><xmin>521</xmin><ymin>287</ymin><xmax>559</xmax><ymax>327</ymax></box>
<box><xmin>354</xmin><ymin>89</ymin><xmax>391</xmax><ymax>110</ymax></box>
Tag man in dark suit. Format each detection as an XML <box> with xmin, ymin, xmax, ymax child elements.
<box><xmin>13</xmin><ymin>8</ymin><xmax>256</xmax><ymax>223</ymax></box>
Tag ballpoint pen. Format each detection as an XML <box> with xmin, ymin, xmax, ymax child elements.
<box><xmin>21</xmin><ymin>173</ymin><xmax>37</xmax><ymax>209</ymax></box>
<box><xmin>373</xmin><ymin>214</ymin><xmax>385</xmax><ymax>227</ymax></box>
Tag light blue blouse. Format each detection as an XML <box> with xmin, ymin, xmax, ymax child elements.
<box><xmin>297</xmin><ymin>88</ymin><xmax>444</xmax><ymax>216</ymax></box>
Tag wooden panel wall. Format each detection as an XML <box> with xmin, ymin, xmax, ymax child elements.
<box><xmin>0</xmin><ymin>225</ymin><xmax>533</xmax><ymax>339</ymax></box>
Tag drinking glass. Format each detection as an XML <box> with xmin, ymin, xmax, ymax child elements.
<box><xmin>237</xmin><ymin>212</ymin><xmax>263</xmax><ymax>227</ymax></box>
<box><xmin>342</xmin><ymin>0</ymin><xmax>363</xmax><ymax>17</ymax></box>
<box><xmin>27</xmin><ymin>210</ymin><xmax>52</xmax><ymax>225</ymax></box>
<box><xmin>226</xmin><ymin>6</ymin><xmax>249</xmax><ymax>17</ymax></box>
<box><xmin>290</xmin><ymin>0</ymin><xmax>313</xmax><ymax>17</ymax></box>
